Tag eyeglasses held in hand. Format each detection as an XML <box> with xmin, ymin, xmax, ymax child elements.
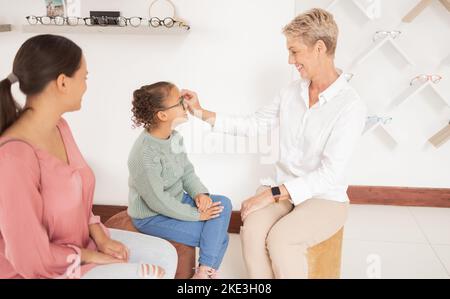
<box><xmin>410</xmin><ymin>74</ymin><xmax>442</xmax><ymax>86</ymax></box>
<box><xmin>373</xmin><ymin>30</ymin><xmax>402</xmax><ymax>42</ymax></box>
<box><xmin>160</xmin><ymin>96</ymin><xmax>186</xmax><ymax>112</ymax></box>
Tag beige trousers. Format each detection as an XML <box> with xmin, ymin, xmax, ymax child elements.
<box><xmin>240</xmin><ymin>186</ymin><xmax>349</xmax><ymax>279</ymax></box>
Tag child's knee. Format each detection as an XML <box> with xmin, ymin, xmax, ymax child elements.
<box><xmin>213</xmin><ymin>195</ymin><xmax>232</xmax><ymax>212</ymax></box>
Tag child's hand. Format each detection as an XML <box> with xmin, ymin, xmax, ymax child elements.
<box><xmin>199</xmin><ymin>202</ymin><xmax>224</xmax><ymax>221</ymax></box>
<box><xmin>195</xmin><ymin>194</ymin><xmax>213</xmax><ymax>212</ymax></box>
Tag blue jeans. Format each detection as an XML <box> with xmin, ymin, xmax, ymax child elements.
<box><xmin>132</xmin><ymin>193</ymin><xmax>232</xmax><ymax>269</ymax></box>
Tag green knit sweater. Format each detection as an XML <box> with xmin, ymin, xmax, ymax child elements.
<box><xmin>127</xmin><ymin>130</ymin><xmax>209</xmax><ymax>221</ymax></box>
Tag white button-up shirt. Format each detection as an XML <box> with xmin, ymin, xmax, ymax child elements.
<box><xmin>213</xmin><ymin>74</ymin><xmax>367</xmax><ymax>205</ymax></box>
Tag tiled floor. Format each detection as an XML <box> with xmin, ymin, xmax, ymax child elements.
<box><xmin>218</xmin><ymin>205</ymin><xmax>450</xmax><ymax>279</ymax></box>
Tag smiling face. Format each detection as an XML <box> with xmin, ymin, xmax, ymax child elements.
<box><xmin>286</xmin><ymin>36</ymin><xmax>321</xmax><ymax>81</ymax></box>
<box><xmin>283</xmin><ymin>8</ymin><xmax>339</xmax><ymax>81</ymax></box>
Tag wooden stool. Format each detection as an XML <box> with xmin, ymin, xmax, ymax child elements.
<box><xmin>307</xmin><ymin>228</ymin><xmax>344</xmax><ymax>279</ymax></box>
<box><xmin>104</xmin><ymin>210</ymin><xmax>196</xmax><ymax>279</ymax></box>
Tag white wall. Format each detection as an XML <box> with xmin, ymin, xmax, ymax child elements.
<box><xmin>0</xmin><ymin>0</ymin><xmax>449</xmax><ymax>208</ymax></box>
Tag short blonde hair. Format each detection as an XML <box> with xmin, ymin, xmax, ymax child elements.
<box><xmin>283</xmin><ymin>8</ymin><xmax>339</xmax><ymax>56</ymax></box>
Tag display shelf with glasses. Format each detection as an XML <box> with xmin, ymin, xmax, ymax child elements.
<box><xmin>429</xmin><ymin>121</ymin><xmax>450</xmax><ymax>148</ymax></box>
<box><xmin>0</xmin><ymin>24</ymin><xmax>12</xmax><ymax>32</ymax></box>
<box><xmin>363</xmin><ymin>116</ymin><xmax>398</xmax><ymax>146</ymax></box>
<box><xmin>327</xmin><ymin>0</ymin><xmax>381</xmax><ymax>20</ymax></box>
<box><xmin>21</xmin><ymin>15</ymin><xmax>190</xmax><ymax>35</ymax></box>
<box><xmin>389</xmin><ymin>75</ymin><xmax>449</xmax><ymax>109</ymax></box>
<box><xmin>22</xmin><ymin>23</ymin><xmax>190</xmax><ymax>35</ymax></box>
<box><xmin>22</xmin><ymin>0</ymin><xmax>191</xmax><ymax>37</ymax></box>
<box><xmin>349</xmin><ymin>31</ymin><xmax>414</xmax><ymax>71</ymax></box>
<box><xmin>402</xmin><ymin>0</ymin><xmax>450</xmax><ymax>23</ymax></box>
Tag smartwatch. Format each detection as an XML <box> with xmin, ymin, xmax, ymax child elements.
<box><xmin>271</xmin><ymin>186</ymin><xmax>281</xmax><ymax>203</ymax></box>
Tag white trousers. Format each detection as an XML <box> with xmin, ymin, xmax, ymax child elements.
<box><xmin>82</xmin><ymin>229</ymin><xmax>177</xmax><ymax>279</ymax></box>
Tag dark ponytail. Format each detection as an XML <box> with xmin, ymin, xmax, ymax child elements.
<box><xmin>0</xmin><ymin>34</ymin><xmax>82</xmax><ymax>135</ymax></box>
<box><xmin>0</xmin><ymin>78</ymin><xmax>22</xmax><ymax>135</ymax></box>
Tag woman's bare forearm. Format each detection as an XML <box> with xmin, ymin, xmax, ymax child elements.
<box><xmin>89</xmin><ymin>223</ymin><xmax>109</xmax><ymax>246</ymax></box>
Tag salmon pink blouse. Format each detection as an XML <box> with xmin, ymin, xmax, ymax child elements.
<box><xmin>0</xmin><ymin>118</ymin><xmax>108</xmax><ymax>278</ymax></box>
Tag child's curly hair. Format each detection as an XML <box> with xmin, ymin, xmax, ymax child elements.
<box><xmin>131</xmin><ymin>81</ymin><xmax>175</xmax><ymax>130</ymax></box>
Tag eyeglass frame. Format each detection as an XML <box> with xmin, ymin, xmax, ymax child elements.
<box><xmin>373</xmin><ymin>30</ymin><xmax>402</xmax><ymax>42</ymax></box>
<box><xmin>410</xmin><ymin>74</ymin><xmax>442</xmax><ymax>86</ymax></box>
<box><xmin>116</xmin><ymin>16</ymin><xmax>144</xmax><ymax>27</ymax></box>
<box><xmin>83</xmin><ymin>16</ymin><xmax>120</xmax><ymax>26</ymax></box>
<box><xmin>65</xmin><ymin>17</ymin><xmax>85</xmax><ymax>26</ymax></box>
<box><xmin>148</xmin><ymin>17</ymin><xmax>190</xmax><ymax>30</ymax></box>
<box><xmin>158</xmin><ymin>96</ymin><xmax>186</xmax><ymax>112</ymax></box>
<box><xmin>367</xmin><ymin>116</ymin><xmax>393</xmax><ymax>125</ymax></box>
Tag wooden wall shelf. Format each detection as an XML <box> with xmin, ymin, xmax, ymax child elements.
<box><xmin>429</xmin><ymin>122</ymin><xmax>450</xmax><ymax>148</ymax></box>
<box><xmin>403</xmin><ymin>0</ymin><xmax>450</xmax><ymax>23</ymax></box>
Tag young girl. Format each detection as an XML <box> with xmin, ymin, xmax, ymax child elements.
<box><xmin>128</xmin><ymin>82</ymin><xmax>233</xmax><ymax>279</ymax></box>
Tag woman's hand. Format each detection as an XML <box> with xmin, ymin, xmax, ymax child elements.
<box><xmin>80</xmin><ymin>248</ymin><xmax>127</xmax><ymax>265</ymax></box>
<box><xmin>199</xmin><ymin>201</ymin><xmax>224</xmax><ymax>221</ymax></box>
<box><xmin>195</xmin><ymin>194</ymin><xmax>213</xmax><ymax>212</ymax></box>
<box><xmin>181</xmin><ymin>89</ymin><xmax>216</xmax><ymax>126</ymax></box>
<box><xmin>241</xmin><ymin>190</ymin><xmax>275</xmax><ymax>222</ymax></box>
<box><xmin>181</xmin><ymin>89</ymin><xmax>203</xmax><ymax>115</ymax></box>
<box><xmin>96</xmin><ymin>238</ymin><xmax>130</xmax><ymax>262</ymax></box>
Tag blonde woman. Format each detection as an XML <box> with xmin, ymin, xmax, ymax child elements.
<box><xmin>183</xmin><ymin>8</ymin><xmax>367</xmax><ymax>278</ymax></box>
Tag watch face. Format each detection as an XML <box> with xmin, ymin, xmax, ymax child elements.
<box><xmin>271</xmin><ymin>187</ymin><xmax>281</xmax><ymax>196</ymax></box>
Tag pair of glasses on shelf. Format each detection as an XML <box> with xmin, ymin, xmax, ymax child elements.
<box><xmin>367</xmin><ymin>116</ymin><xmax>393</xmax><ymax>125</ymax></box>
<box><xmin>149</xmin><ymin>17</ymin><xmax>190</xmax><ymax>29</ymax></box>
<box><xmin>373</xmin><ymin>30</ymin><xmax>402</xmax><ymax>42</ymax></box>
<box><xmin>410</xmin><ymin>74</ymin><xmax>442</xmax><ymax>86</ymax></box>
